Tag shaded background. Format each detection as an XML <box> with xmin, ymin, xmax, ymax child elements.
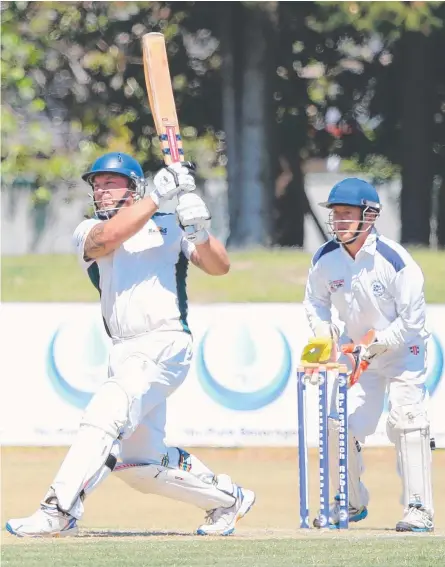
<box><xmin>2</xmin><ymin>0</ymin><xmax>445</xmax><ymax>253</ymax></box>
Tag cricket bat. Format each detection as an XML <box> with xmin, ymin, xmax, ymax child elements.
<box><xmin>141</xmin><ymin>32</ymin><xmax>184</xmax><ymax>165</ymax></box>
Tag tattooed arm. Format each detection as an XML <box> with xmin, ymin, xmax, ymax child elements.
<box><xmin>83</xmin><ymin>222</ymin><xmax>114</xmax><ymax>261</ymax></box>
<box><xmin>83</xmin><ymin>196</ymin><xmax>159</xmax><ymax>260</ymax></box>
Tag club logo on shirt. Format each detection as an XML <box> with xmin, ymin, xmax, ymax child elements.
<box><xmin>410</xmin><ymin>345</ymin><xmax>420</xmax><ymax>355</ymax></box>
<box><xmin>329</xmin><ymin>279</ymin><xmax>345</xmax><ymax>293</ymax></box>
<box><xmin>371</xmin><ymin>280</ymin><xmax>385</xmax><ymax>297</ymax></box>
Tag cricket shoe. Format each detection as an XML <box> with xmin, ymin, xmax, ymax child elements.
<box><xmin>313</xmin><ymin>494</ymin><xmax>368</xmax><ymax>528</ymax></box>
<box><xmin>6</xmin><ymin>501</ymin><xmax>78</xmax><ymax>538</ymax></box>
<box><xmin>396</xmin><ymin>504</ymin><xmax>434</xmax><ymax>532</ymax></box>
<box><xmin>196</xmin><ymin>479</ymin><xmax>256</xmax><ymax>536</ymax></box>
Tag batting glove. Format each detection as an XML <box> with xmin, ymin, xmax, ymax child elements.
<box><xmin>150</xmin><ymin>162</ymin><xmax>196</xmax><ymax>206</ymax></box>
<box><xmin>176</xmin><ymin>192</ymin><xmax>211</xmax><ymax>245</ymax></box>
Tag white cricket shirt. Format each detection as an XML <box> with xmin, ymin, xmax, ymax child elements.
<box><xmin>304</xmin><ymin>231</ymin><xmax>429</xmax><ymax>349</ymax></box>
<box><xmin>73</xmin><ymin>214</ymin><xmax>196</xmax><ymax>340</ymax></box>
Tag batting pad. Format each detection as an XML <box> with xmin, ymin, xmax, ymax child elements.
<box><xmin>114</xmin><ymin>464</ymin><xmax>235</xmax><ymax>510</ymax></box>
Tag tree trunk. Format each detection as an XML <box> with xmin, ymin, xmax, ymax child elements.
<box><xmin>237</xmin><ymin>6</ymin><xmax>274</xmax><ymax>246</ymax></box>
<box><xmin>274</xmin><ymin>152</ymin><xmax>306</xmax><ymax>246</ymax></box>
<box><xmin>399</xmin><ymin>32</ymin><xmax>434</xmax><ymax>246</ymax></box>
<box><xmin>437</xmin><ymin>179</ymin><xmax>445</xmax><ymax>248</ymax></box>
<box><xmin>272</xmin><ymin>2</ymin><xmax>308</xmax><ymax>248</ymax></box>
<box><xmin>221</xmin><ymin>3</ymin><xmax>275</xmax><ymax>247</ymax></box>
<box><xmin>220</xmin><ymin>2</ymin><xmax>243</xmax><ymax>246</ymax></box>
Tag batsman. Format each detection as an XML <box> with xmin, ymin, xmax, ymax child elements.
<box><xmin>6</xmin><ymin>153</ymin><xmax>255</xmax><ymax>537</ymax></box>
<box><xmin>303</xmin><ymin>178</ymin><xmax>434</xmax><ymax>532</ymax></box>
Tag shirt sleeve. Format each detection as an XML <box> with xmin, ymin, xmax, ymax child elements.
<box><xmin>303</xmin><ymin>261</ymin><xmax>333</xmax><ymax>337</ymax></box>
<box><xmin>375</xmin><ymin>262</ymin><xmax>427</xmax><ymax>348</ymax></box>
<box><xmin>180</xmin><ymin>236</ymin><xmax>196</xmax><ymax>260</ymax></box>
<box><xmin>72</xmin><ymin>218</ymin><xmax>101</xmax><ymax>268</ymax></box>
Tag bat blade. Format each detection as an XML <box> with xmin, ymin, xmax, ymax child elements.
<box><xmin>142</xmin><ymin>32</ymin><xmax>184</xmax><ymax>165</ymax></box>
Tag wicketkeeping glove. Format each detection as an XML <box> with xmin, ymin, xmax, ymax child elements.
<box><xmin>341</xmin><ymin>330</ymin><xmax>388</xmax><ymax>386</ymax></box>
<box><xmin>300</xmin><ymin>337</ymin><xmax>334</xmax><ymax>365</ymax></box>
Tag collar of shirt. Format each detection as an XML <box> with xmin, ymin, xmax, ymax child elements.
<box><xmin>340</xmin><ymin>229</ymin><xmax>378</xmax><ymax>263</ymax></box>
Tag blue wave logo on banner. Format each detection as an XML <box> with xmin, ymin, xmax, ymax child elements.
<box><xmin>196</xmin><ymin>323</ymin><xmax>292</xmax><ymax>411</ymax></box>
<box><xmin>47</xmin><ymin>318</ymin><xmax>109</xmax><ymax>408</ymax></box>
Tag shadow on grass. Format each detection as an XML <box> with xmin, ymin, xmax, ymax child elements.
<box><xmin>78</xmin><ymin>529</ymin><xmax>195</xmax><ymax>538</ymax></box>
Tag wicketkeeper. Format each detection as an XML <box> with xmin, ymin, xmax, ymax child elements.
<box><xmin>302</xmin><ymin>177</ymin><xmax>434</xmax><ymax>532</ymax></box>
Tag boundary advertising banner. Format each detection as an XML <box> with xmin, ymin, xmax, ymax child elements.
<box><xmin>0</xmin><ymin>303</ymin><xmax>443</xmax><ymax>447</ymax></box>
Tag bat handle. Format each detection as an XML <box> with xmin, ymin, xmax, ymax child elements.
<box><xmin>160</xmin><ymin>127</ymin><xmax>184</xmax><ymax>164</ymax></box>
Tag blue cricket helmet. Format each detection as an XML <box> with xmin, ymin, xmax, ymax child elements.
<box><xmin>82</xmin><ymin>152</ymin><xmax>144</xmax><ymax>186</ymax></box>
<box><xmin>82</xmin><ymin>152</ymin><xmax>145</xmax><ymax>220</ymax></box>
<box><xmin>319</xmin><ymin>178</ymin><xmax>381</xmax><ymax>211</ymax></box>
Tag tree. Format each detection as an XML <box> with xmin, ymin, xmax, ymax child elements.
<box><xmin>1</xmin><ymin>1</ymin><xmax>87</xmax><ymax>202</ymax></box>
<box><xmin>310</xmin><ymin>1</ymin><xmax>445</xmax><ymax>246</ymax></box>
<box><xmin>217</xmin><ymin>2</ymin><xmax>276</xmax><ymax>246</ymax></box>
<box><xmin>4</xmin><ymin>1</ymin><xmax>444</xmax><ymax>248</ymax></box>
<box><xmin>1</xmin><ymin>1</ymin><xmax>223</xmax><ymax>203</ymax></box>
<box><xmin>273</xmin><ymin>1</ymin><xmax>336</xmax><ymax>247</ymax></box>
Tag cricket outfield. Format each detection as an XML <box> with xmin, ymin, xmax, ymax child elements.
<box><xmin>2</xmin><ymin>447</ymin><xmax>444</xmax><ymax>566</ymax></box>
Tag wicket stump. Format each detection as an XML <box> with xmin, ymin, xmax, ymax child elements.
<box><xmin>297</xmin><ymin>363</ymin><xmax>349</xmax><ymax>529</ymax></box>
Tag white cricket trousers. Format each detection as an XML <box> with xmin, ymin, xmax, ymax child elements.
<box><xmin>340</xmin><ymin>341</ymin><xmax>428</xmax><ymax>442</ymax></box>
<box><xmin>328</xmin><ymin>339</ymin><xmax>430</xmax><ymax>510</ymax></box>
<box><xmin>110</xmin><ymin>330</ymin><xmax>193</xmax><ymax>462</ymax></box>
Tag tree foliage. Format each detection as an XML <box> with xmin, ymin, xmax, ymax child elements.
<box><xmin>310</xmin><ymin>1</ymin><xmax>445</xmax><ymax>245</ymax></box>
<box><xmin>2</xmin><ymin>1</ymin><xmax>445</xmax><ymax>246</ymax></box>
<box><xmin>1</xmin><ymin>1</ymin><xmax>223</xmax><ymax>202</ymax></box>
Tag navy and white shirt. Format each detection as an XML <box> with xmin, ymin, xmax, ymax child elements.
<box><xmin>73</xmin><ymin>214</ymin><xmax>196</xmax><ymax>340</ymax></box>
<box><xmin>304</xmin><ymin>231</ymin><xmax>429</xmax><ymax>349</ymax></box>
